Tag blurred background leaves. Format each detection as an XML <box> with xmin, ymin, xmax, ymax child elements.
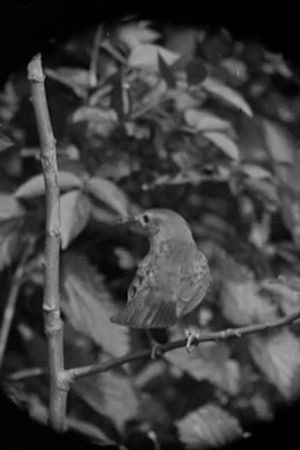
<box><xmin>1</xmin><ymin>19</ymin><xmax>300</xmax><ymax>449</ymax></box>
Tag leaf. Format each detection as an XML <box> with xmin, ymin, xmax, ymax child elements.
<box><xmin>128</xmin><ymin>44</ymin><xmax>180</xmax><ymax>69</ymax></box>
<box><xmin>72</xmin><ymin>107</ymin><xmax>118</xmax><ymax>124</ymax></box>
<box><xmin>249</xmin><ymin>329</ymin><xmax>300</xmax><ymax>399</ymax></box>
<box><xmin>244</xmin><ymin>178</ymin><xmax>279</xmax><ymax>212</ymax></box>
<box><xmin>62</xmin><ymin>252</ymin><xmax>129</xmax><ymax>357</ymax></box>
<box><xmin>86</xmin><ymin>177</ymin><xmax>129</xmax><ymax>218</ymax></box>
<box><xmin>0</xmin><ymin>219</ymin><xmax>24</xmax><ymax>270</ymax></box>
<box><xmin>0</xmin><ymin>130</ymin><xmax>15</xmax><ymax>152</ymax></box>
<box><xmin>0</xmin><ymin>81</ymin><xmax>19</xmax><ymax>121</ymax></box>
<box><xmin>0</xmin><ymin>194</ymin><xmax>24</xmax><ymax>221</ymax></box>
<box><xmin>263</xmin><ymin>50</ymin><xmax>292</xmax><ymax>78</ymax></box>
<box><xmin>221</xmin><ymin>277</ymin><xmax>277</xmax><ymax>326</ymax></box>
<box><xmin>184</xmin><ymin>109</ymin><xmax>231</xmax><ymax>132</ymax></box>
<box><xmin>221</xmin><ymin>58</ymin><xmax>248</xmax><ymax>82</ymax></box>
<box><xmin>73</xmin><ymin>368</ymin><xmax>139</xmax><ymax>432</ymax></box>
<box><xmin>71</xmin><ymin>374</ymin><xmax>104</xmax><ymax>417</ymax></box>
<box><xmin>110</xmin><ymin>72</ymin><xmax>131</xmax><ymax>119</ymax></box>
<box><xmin>220</xmin><ymin>256</ymin><xmax>278</xmax><ymax>325</ymax></box>
<box><xmin>260</xmin><ymin>276</ymin><xmax>300</xmax><ymax>315</ymax></box>
<box><xmin>172</xmin><ymin>91</ymin><xmax>199</xmax><ymax>112</ymax></box>
<box><xmin>110</xmin><ymin>72</ymin><xmax>123</xmax><ymax>119</ymax></box>
<box><xmin>60</xmin><ymin>191</ymin><xmax>91</xmax><ymax>249</ymax></box>
<box><xmin>101</xmin><ymin>371</ymin><xmax>139</xmax><ymax>431</ymax></box>
<box><xmin>204</xmin><ymin>132</ymin><xmax>240</xmax><ymax>160</ymax></box>
<box><xmin>16</xmin><ymin>320</ymin><xmax>134</xmax><ymax>435</ymax></box>
<box><xmin>124</xmin><ymin>122</ymin><xmax>151</xmax><ymax>140</ymax></box>
<box><xmin>0</xmin><ymin>195</ymin><xmax>25</xmax><ymax>270</ymax></box>
<box><xmin>241</xmin><ymin>164</ymin><xmax>272</xmax><ymax>179</ymax></box>
<box><xmin>262</xmin><ymin>119</ymin><xmax>295</xmax><ymax>164</ymax></box>
<box><xmin>17</xmin><ymin>323</ymin><xmax>48</xmax><ymax>366</ymax></box>
<box><xmin>15</xmin><ymin>171</ymin><xmax>82</xmax><ymax>199</ymax></box>
<box><xmin>275</xmin><ymin>160</ymin><xmax>300</xmax><ymax>193</ymax></box>
<box><xmin>67</xmin><ymin>417</ymin><xmax>116</xmax><ymax>446</ymax></box>
<box><xmin>166</xmin><ymin>334</ymin><xmax>241</xmax><ymax>395</ymax></box>
<box><xmin>116</xmin><ymin>21</ymin><xmax>160</xmax><ymax>51</ymax></box>
<box><xmin>203</xmin><ymin>77</ymin><xmax>253</xmax><ymax>117</ymax></box>
<box><xmin>186</xmin><ymin>59</ymin><xmax>208</xmax><ymax>85</ymax></box>
<box><xmin>158</xmin><ymin>54</ymin><xmax>176</xmax><ymax>88</ymax></box>
<box><xmin>278</xmin><ymin>276</ymin><xmax>300</xmax><ymax>291</ymax></box>
<box><xmin>138</xmin><ymin>79</ymin><xmax>168</xmax><ymax>111</ymax></box>
<box><xmin>176</xmin><ymin>404</ymin><xmax>244</xmax><ymax>449</ymax></box>
<box><xmin>249</xmin><ymin>393</ymin><xmax>273</xmax><ymax>421</ymax></box>
<box><xmin>45</xmin><ymin>67</ymin><xmax>90</xmax><ymax>97</ymax></box>
<box><xmin>91</xmin><ymin>204</ymin><xmax>122</xmax><ymax>224</ymax></box>
<box><xmin>237</xmin><ymin>115</ymin><xmax>266</xmax><ymax>161</ymax></box>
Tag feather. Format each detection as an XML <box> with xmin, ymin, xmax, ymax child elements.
<box><xmin>110</xmin><ymin>296</ymin><xmax>177</xmax><ymax>328</ymax></box>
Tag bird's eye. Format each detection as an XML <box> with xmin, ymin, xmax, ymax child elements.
<box><xmin>142</xmin><ymin>214</ymin><xmax>150</xmax><ymax>224</ymax></box>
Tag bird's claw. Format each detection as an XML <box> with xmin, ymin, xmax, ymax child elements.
<box><xmin>150</xmin><ymin>343</ymin><xmax>162</xmax><ymax>359</ymax></box>
<box><xmin>185</xmin><ymin>329</ymin><xmax>200</xmax><ymax>353</ymax></box>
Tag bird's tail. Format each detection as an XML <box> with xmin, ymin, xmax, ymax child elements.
<box><xmin>110</xmin><ymin>297</ymin><xmax>177</xmax><ymax>328</ymax></box>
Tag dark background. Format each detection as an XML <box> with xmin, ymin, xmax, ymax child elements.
<box><xmin>1</xmin><ymin>1</ymin><xmax>300</xmax><ymax>449</ymax></box>
<box><xmin>1</xmin><ymin>1</ymin><xmax>300</xmax><ymax>84</ymax></box>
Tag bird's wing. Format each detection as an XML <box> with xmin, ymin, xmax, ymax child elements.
<box><xmin>111</xmin><ymin>251</ymin><xmax>178</xmax><ymax>328</ymax></box>
<box><xmin>176</xmin><ymin>247</ymin><xmax>211</xmax><ymax>316</ymax></box>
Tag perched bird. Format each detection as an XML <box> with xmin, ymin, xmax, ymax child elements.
<box><xmin>111</xmin><ymin>209</ymin><xmax>211</xmax><ymax>336</ymax></box>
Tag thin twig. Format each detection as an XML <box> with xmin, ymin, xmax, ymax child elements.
<box><xmin>0</xmin><ymin>239</ymin><xmax>34</xmax><ymax>370</ymax></box>
<box><xmin>28</xmin><ymin>54</ymin><xmax>67</xmax><ymax>432</ymax></box>
<box><xmin>101</xmin><ymin>39</ymin><xmax>128</xmax><ymax>65</ymax></box>
<box><xmin>68</xmin><ymin>306</ymin><xmax>300</xmax><ymax>381</ymax></box>
<box><xmin>89</xmin><ymin>24</ymin><xmax>104</xmax><ymax>88</ymax></box>
<box><xmin>8</xmin><ymin>367</ymin><xmax>46</xmax><ymax>381</ymax></box>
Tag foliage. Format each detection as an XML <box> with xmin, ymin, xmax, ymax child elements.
<box><xmin>1</xmin><ymin>20</ymin><xmax>300</xmax><ymax>449</ymax></box>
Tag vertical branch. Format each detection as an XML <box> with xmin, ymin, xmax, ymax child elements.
<box><xmin>0</xmin><ymin>239</ymin><xmax>34</xmax><ymax>370</ymax></box>
<box><xmin>27</xmin><ymin>54</ymin><xmax>68</xmax><ymax>432</ymax></box>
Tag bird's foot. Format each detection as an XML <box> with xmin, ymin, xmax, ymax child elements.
<box><xmin>150</xmin><ymin>343</ymin><xmax>162</xmax><ymax>359</ymax></box>
<box><xmin>185</xmin><ymin>328</ymin><xmax>200</xmax><ymax>353</ymax></box>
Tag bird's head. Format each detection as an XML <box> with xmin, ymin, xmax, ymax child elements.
<box><xmin>130</xmin><ymin>208</ymin><xmax>194</xmax><ymax>244</ymax></box>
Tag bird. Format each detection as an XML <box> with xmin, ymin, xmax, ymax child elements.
<box><xmin>110</xmin><ymin>208</ymin><xmax>211</xmax><ymax>352</ymax></box>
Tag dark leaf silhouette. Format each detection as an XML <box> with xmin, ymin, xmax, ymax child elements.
<box><xmin>186</xmin><ymin>59</ymin><xmax>208</xmax><ymax>85</ymax></box>
<box><xmin>158</xmin><ymin>53</ymin><xmax>176</xmax><ymax>88</ymax></box>
<box><xmin>0</xmin><ymin>130</ymin><xmax>14</xmax><ymax>152</ymax></box>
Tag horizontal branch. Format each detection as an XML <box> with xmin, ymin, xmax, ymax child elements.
<box><xmin>68</xmin><ymin>306</ymin><xmax>300</xmax><ymax>381</ymax></box>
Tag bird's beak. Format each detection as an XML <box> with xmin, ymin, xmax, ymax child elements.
<box><xmin>109</xmin><ymin>214</ymin><xmax>146</xmax><ymax>235</ymax></box>
<box><xmin>110</xmin><ymin>214</ymin><xmax>139</xmax><ymax>227</ymax></box>
<box><xmin>106</xmin><ymin>216</ymin><xmax>134</xmax><ymax>229</ymax></box>
<box><xmin>127</xmin><ymin>214</ymin><xmax>147</xmax><ymax>234</ymax></box>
